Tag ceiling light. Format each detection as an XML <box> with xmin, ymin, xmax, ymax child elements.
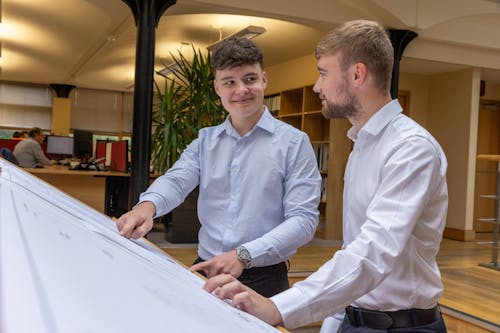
<box><xmin>207</xmin><ymin>25</ymin><xmax>266</xmax><ymax>51</ymax></box>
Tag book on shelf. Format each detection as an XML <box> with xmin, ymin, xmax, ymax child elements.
<box><xmin>312</xmin><ymin>143</ymin><xmax>329</xmax><ymax>171</ymax></box>
<box><xmin>264</xmin><ymin>94</ymin><xmax>281</xmax><ymax>117</ymax></box>
<box><xmin>321</xmin><ymin>176</ymin><xmax>328</xmax><ymax>202</ymax></box>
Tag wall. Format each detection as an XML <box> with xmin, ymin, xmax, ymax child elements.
<box><xmin>398</xmin><ymin>72</ymin><xmax>431</xmax><ymax>127</ymax></box>
<box><xmin>426</xmin><ymin>68</ymin><xmax>480</xmax><ymax>234</ymax></box>
<box><xmin>265</xmin><ymin>54</ymin><xmax>317</xmax><ymax>94</ymax></box>
<box><xmin>482</xmin><ymin>81</ymin><xmax>500</xmax><ymax>101</ymax></box>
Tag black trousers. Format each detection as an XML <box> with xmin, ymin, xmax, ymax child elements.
<box><xmin>193</xmin><ymin>257</ymin><xmax>289</xmax><ymax>297</ymax></box>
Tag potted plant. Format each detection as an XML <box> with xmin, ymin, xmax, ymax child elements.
<box><xmin>151</xmin><ymin>47</ymin><xmax>226</xmax><ymax>243</ymax></box>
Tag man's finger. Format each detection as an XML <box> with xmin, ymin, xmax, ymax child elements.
<box><xmin>131</xmin><ymin>221</ymin><xmax>151</xmax><ymax>239</ymax></box>
<box><xmin>203</xmin><ymin>274</ymin><xmax>235</xmax><ymax>293</ymax></box>
<box><xmin>189</xmin><ymin>261</ymin><xmax>210</xmax><ymax>275</ymax></box>
<box><xmin>118</xmin><ymin>220</ymin><xmax>135</xmax><ymax>238</ymax></box>
<box><xmin>231</xmin><ymin>290</ymin><xmax>253</xmax><ymax>311</ymax></box>
<box><xmin>215</xmin><ymin>280</ymin><xmax>248</xmax><ymax>300</ymax></box>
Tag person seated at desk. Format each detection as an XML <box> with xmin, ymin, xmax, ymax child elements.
<box><xmin>13</xmin><ymin>127</ymin><xmax>54</xmax><ymax>168</ymax></box>
<box><xmin>12</xmin><ymin>130</ymin><xmax>29</xmax><ymax>140</ymax></box>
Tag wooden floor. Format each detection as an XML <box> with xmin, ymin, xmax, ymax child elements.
<box><xmin>161</xmin><ymin>238</ymin><xmax>500</xmax><ymax>330</ymax></box>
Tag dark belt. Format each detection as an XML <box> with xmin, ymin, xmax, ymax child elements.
<box><xmin>345</xmin><ymin>305</ymin><xmax>441</xmax><ymax>329</ymax></box>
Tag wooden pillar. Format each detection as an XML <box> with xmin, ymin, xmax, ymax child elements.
<box><xmin>51</xmin><ymin>97</ymin><xmax>71</xmax><ymax>136</ymax></box>
<box><xmin>50</xmin><ymin>84</ymin><xmax>75</xmax><ymax>136</ymax></box>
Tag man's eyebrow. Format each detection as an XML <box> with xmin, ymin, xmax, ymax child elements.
<box><xmin>219</xmin><ymin>72</ymin><xmax>259</xmax><ymax>81</ymax></box>
<box><xmin>218</xmin><ymin>75</ymin><xmax>235</xmax><ymax>81</ymax></box>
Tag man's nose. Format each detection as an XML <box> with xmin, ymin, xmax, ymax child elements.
<box><xmin>235</xmin><ymin>82</ymin><xmax>250</xmax><ymax>94</ymax></box>
<box><xmin>313</xmin><ymin>81</ymin><xmax>321</xmax><ymax>93</ymax></box>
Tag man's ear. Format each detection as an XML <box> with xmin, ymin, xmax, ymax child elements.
<box><xmin>262</xmin><ymin>71</ymin><xmax>268</xmax><ymax>89</ymax></box>
<box><xmin>352</xmin><ymin>63</ymin><xmax>367</xmax><ymax>87</ymax></box>
<box><xmin>213</xmin><ymin>79</ymin><xmax>221</xmax><ymax>96</ymax></box>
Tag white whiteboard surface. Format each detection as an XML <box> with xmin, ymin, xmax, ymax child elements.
<box><xmin>0</xmin><ymin>158</ymin><xmax>279</xmax><ymax>333</ymax></box>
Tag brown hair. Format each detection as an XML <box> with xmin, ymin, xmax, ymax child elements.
<box><xmin>28</xmin><ymin>127</ymin><xmax>43</xmax><ymax>138</ymax></box>
<box><xmin>315</xmin><ymin>20</ymin><xmax>393</xmax><ymax>93</ymax></box>
<box><xmin>210</xmin><ymin>37</ymin><xmax>263</xmax><ymax>74</ymax></box>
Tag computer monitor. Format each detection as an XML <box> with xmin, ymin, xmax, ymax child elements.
<box><xmin>73</xmin><ymin>129</ymin><xmax>93</xmax><ymax>160</ymax></box>
<box><xmin>46</xmin><ymin>136</ymin><xmax>74</xmax><ymax>156</ymax></box>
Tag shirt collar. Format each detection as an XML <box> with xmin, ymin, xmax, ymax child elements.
<box><xmin>214</xmin><ymin>106</ymin><xmax>275</xmax><ymax>138</ymax></box>
<box><xmin>347</xmin><ymin>99</ymin><xmax>402</xmax><ymax>141</ymax></box>
<box><xmin>255</xmin><ymin>107</ymin><xmax>275</xmax><ymax>134</ymax></box>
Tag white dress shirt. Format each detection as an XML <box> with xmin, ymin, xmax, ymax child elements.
<box><xmin>140</xmin><ymin>108</ymin><xmax>321</xmax><ymax>267</ymax></box>
<box><xmin>271</xmin><ymin>100</ymin><xmax>448</xmax><ymax>329</ymax></box>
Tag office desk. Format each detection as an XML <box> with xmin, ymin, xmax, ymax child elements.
<box><xmin>26</xmin><ymin>165</ymin><xmax>128</xmax><ymax>177</ymax></box>
<box><xmin>26</xmin><ymin>165</ymin><xmax>129</xmax><ymax>216</ymax></box>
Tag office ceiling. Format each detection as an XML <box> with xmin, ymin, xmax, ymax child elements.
<box><xmin>1</xmin><ymin>0</ymin><xmax>500</xmax><ymax>92</ymax></box>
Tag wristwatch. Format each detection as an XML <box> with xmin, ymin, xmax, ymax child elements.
<box><xmin>236</xmin><ymin>246</ymin><xmax>252</xmax><ymax>268</ymax></box>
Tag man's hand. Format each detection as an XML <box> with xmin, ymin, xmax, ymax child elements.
<box><xmin>204</xmin><ymin>274</ymin><xmax>283</xmax><ymax>326</ymax></box>
<box><xmin>189</xmin><ymin>250</ymin><xmax>245</xmax><ymax>278</ymax></box>
<box><xmin>116</xmin><ymin>201</ymin><xmax>156</xmax><ymax>239</ymax></box>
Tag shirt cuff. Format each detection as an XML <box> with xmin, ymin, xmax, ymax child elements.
<box><xmin>137</xmin><ymin>193</ymin><xmax>163</xmax><ymax>218</ymax></box>
<box><xmin>241</xmin><ymin>241</ymin><xmax>261</xmax><ymax>267</ymax></box>
<box><xmin>270</xmin><ymin>286</ymin><xmax>313</xmax><ymax>329</ymax></box>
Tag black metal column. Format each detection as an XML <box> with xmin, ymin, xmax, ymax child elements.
<box><xmin>388</xmin><ymin>29</ymin><xmax>417</xmax><ymax>99</ymax></box>
<box><xmin>122</xmin><ymin>0</ymin><xmax>176</xmax><ymax>206</ymax></box>
<box><xmin>49</xmin><ymin>84</ymin><xmax>75</xmax><ymax>98</ymax></box>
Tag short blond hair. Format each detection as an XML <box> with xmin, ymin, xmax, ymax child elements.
<box><xmin>315</xmin><ymin>20</ymin><xmax>393</xmax><ymax>93</ymax></box>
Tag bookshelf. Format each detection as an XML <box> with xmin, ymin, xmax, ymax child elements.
<box><xmin>265</xmin><ymin>85</ymin><xmax>352</xmax><ymax>240</ymax></box>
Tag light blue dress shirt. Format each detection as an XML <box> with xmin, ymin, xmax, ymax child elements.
<box><xmin>140</xmin><ymin>108</ymin><xmax>321</xmax><ymax>267</ymax></box>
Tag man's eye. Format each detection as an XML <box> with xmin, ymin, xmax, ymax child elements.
<box><xmin>245</xmin><ymin>77</ymin><xmax>257</xmax><ymax>83</ymax></box>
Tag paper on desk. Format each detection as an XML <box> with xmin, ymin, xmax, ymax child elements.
<box><xmin>0</xmin><ymin>158</ymin><xmax>280</xmax><ymax>333</ymax></box>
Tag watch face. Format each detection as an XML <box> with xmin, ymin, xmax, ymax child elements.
<box><xmin>240</xmin><ymin>250</ymin><xmax>250</xmax><ymax>261</ymax></box>
<box><xmin>237</xmin><ymin>247</ymin><xmax>251</xmax><ymax>267</ymax></box>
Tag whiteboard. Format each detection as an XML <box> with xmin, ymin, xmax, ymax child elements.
<box><xmin>0</xmin><ymin>158</ymin><xmax>280</xmax><ymax>333</ymax></box>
